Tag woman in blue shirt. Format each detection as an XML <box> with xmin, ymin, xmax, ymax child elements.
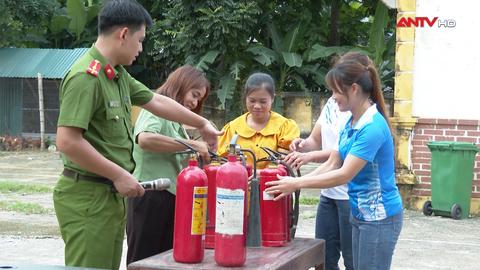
<box><xmin>266</xmin><ymin>52</ymin><xmax>403</xmax><ymax>270</ymax></box>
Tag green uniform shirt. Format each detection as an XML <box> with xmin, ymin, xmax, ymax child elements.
<box><xmin>57</xmin><ymin>45</ymin><xmax>154</xmax><ymax>175</ymax></box>
<box><xmin>132</xmin><ymin>109</ymin><xmax>189</xmax><ymax>195</ymax></box>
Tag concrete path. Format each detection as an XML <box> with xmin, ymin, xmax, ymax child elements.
<box><xmin>0</xmin><ymin>151</ymin><xmax>479</xmax><ymax>270</ymax></box>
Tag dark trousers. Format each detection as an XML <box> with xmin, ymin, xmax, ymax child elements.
<box><xmin>315</xmin><ymin>196</ymin><xmax>354</xmax><ymax>270</ymax></box>
<box><xmin>126</xmin><ymin>190</ymin><xmax>176</xmax><ymax>265</ymax></box>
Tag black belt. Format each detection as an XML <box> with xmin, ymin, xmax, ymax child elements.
<box><xmin>62</xmin><ymin>168</ymin><xmax>113</xmax><ymax>186</ymax></box>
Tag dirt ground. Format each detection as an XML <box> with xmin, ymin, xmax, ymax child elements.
<box><xmin>1</xmin><ymin>151</ymin><xmax>479</xmax><ymax>270</ymax></box>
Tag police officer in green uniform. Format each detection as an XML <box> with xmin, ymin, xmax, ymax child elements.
<box><xmin>53</xmin><ymin>1</ymin><xmax>221</xmax><ymax>269</ymax></box>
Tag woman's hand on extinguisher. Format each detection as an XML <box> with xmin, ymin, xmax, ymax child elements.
<box><xmin>264</xmin><ymin>174</ymin><xmax>299</xmax><ymax>200</ymax></box>
<box><xmin>198</xmin><ymin>120</ymin><xmax>224</xmax><ymax>152</ymax></box>
<box><xmin>289</xmin><ymin>138</ymin><xmax>305</xmax><ymax>152</ymax></box>
<box><xmin>189</xmin><ymin>140</ymin><xmax>211</xmax><ymax>163</ymax></box>
<box><xmin>283</xmin><ymin>151</ymin><xmax>313</xmax><ymax>171</ymax></box>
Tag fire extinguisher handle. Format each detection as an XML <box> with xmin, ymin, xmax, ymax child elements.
<box><xmin>208</xmin><ymin>150</ymin><xmax>228</xmax><ymax>162</ymax></box>
<box><xmin>240</xmin><ymin>148</ymin><xmax>257</xmax><ymax>179</ymax></box>
<box><xmin>174</xmin><ymin>139</ymin><xmax>204</xmax><ymax>168</ymax></box>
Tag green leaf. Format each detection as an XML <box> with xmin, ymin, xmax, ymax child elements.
<box><xmin>282</xmin><ymin>24</ymin><xmax>301</xmax><ymax>52</ymax></box>
<box><xmin>300</xmin><ymin>64</ymin><xmax>320</xmax><ymax>75</ymax></box>
<box><xmin>246</xmin><ymin>46</ymin><xmax>278</xmax><ymax>66</ymax></box>
<box><xmin>307</xmin><ymin>44</ymin><xmax>351</xmax><ymax>61</ymax></box>
<box><xmin>229</xmin><ymin>61</ymin><xmax>246</xmax><ymax>81</ymax></box>
<box><xmin>292</xmin><ymin>74</ymin><xmax>308</xmax><ymax>92</ymax></box>
<box><xmin>195</xmin><ymin>50</ymin><xmax>220</xmax><ymax>72</ymax></box>
<box><xmin>282</xmin><ymin>52</ymin><xmax>302</xmax><ymax>67</ymax></box>
<box><xmin>86</xmin><ymin>4</ymin><xmax>101</xmax><ymax>24</ymax></box>
<box><xmin>267</xmin><ymin>23</ymin><xmax>282</xmax><ymax>52</ymax></box>
<box><xmin>67</xmin><ymin>0</ymin><xmax>87</xmax><ymax>40</ymax></box>
<box><xmin>313</xmin><ymin>67</ymin><xmax>328</xmax><ymax>87</ymax></box>
<box><xmin>218</xmin><ymin>75</ymin><xmax>236</xmax><ymax>109</ymax></box>
<box><xmin>369</xmin><ymin>1</ymin><xmax>389</xmax><ymax>67</ymax></box>
<box><xmin>50</xmin><ymin>15</ymin><xmax>71</xmax><ymax>34</ymax></box>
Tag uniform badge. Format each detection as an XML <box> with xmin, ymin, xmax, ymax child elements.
<box><xmin>104</xmin><ymin>64</ymin><xmax>115</xmax><ymax>80</ymax></box>
<box><xmin>108</xmin><ymin>100</ymin><xmax>120</xmax><ymax>108</ymax></box>
<box><xmin>86</xmin><ymin>60</ymin><xmax>101</xmax><ymax>77</ymax></box>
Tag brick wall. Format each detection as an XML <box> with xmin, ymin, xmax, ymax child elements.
<box><xmin>411</xmin><ymin>118</ymin><xmax>480</xmax><ymax>198</ymax></box>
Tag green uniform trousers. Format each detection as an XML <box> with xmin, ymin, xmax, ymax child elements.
<box><xmin>53</xmin><ymin>175</ymin><xmax>126</xmax><ymax>270</ymax></box>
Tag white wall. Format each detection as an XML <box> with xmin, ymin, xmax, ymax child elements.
<box><xmin>413</xmin><ymin>0</ymin><xmax>480</xmax><ymax>120</ymax></box>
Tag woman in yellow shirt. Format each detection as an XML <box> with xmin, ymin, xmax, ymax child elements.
<box><xmin>218</xmin><ymin>72</ymin><xmax>300</xmax><ymax>169</ymax></box>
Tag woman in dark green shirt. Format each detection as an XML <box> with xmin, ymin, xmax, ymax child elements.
<box><xmin>127</xmin><ymin>65</ymin><xmax>210</xmax><ymax>264</ymax></box>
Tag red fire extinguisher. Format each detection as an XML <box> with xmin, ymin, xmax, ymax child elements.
<box><xmin>259</xmin><ymin>163</ymin><xmax>290</xmax><ymax>247</ymax></box>
<box><xmin>173</xmin><ymin>156</ymin><xmax>208</xmax><ymax>263</ymax></box>
<box><xmin>214</xmin><ymin>154</ymin><xmax>248</xmax><ymax>267</ymax></box>
<box><xmin>204</xmin><ymin>159</ymin><xmax>221</xmax><ymax>249</ymax></box>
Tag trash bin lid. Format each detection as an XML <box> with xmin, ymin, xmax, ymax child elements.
<box><xmin>427</xmin><ymin>141</ymin><xmax>479</xmax><ymax>152</ymax></box>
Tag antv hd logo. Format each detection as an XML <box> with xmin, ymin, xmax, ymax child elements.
<box><xmin>397</xmin><ymin>17</ymin><xmax>456</xmax><ymax>28</ymax></box>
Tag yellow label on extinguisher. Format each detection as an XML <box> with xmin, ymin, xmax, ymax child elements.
<box><xmin>191</xmin><ymin>186</ymin><xmax>207</xmax><ymax>235</ymax></box>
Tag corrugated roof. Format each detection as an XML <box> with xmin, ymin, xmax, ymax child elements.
<box><xmin>0</xmin><ymin>48</ymin><xmax>88</xmax><ymax>79</ymax></box>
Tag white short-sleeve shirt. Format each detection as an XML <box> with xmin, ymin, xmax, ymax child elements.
<box><xmin>317</xmin><ymin>97</ymin><xmax>351</xmax><ymax>200</ymax></box>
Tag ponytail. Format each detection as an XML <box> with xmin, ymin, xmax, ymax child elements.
<box><xmin>366</xmin><ymin>65</ymin><xmax>394</xmax><ymax>135</ymax></box>
<box><xmin>326</xmin><ymin>52</ymin><xmax>395</xmax><ymax>137</ymax></box>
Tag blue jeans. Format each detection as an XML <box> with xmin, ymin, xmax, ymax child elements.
<box><xmin>350</xmin><ymin>211</ymin><xmax>403</xmax><ymax>270</ymax></box>
<box><xmin>315</xmin><ymin>196</ymin><xmax>354</xmax><ymax>270</ymax></box>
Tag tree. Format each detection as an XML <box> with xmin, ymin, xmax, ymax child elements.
<box><xmin>1</xmin><ymin>0</ymin><xmax>396</xmax><ymax>120</ymax></box>
<box><xmin>0</xmin><ymin>0</ymin><xmax>57</xmax><ymax>47</ymax></box>
<box><xmin>145</xmin><ymin>0</ymin><xmax>395</xmax><ymax>120</ymax></box>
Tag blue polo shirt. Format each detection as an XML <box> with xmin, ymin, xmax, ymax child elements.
<box><xmin>338</xmin><ymin>104</ymin><xmax>402</xmax><ymax>221</ymax></box>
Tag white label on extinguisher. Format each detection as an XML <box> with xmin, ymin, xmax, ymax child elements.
<box><xmin>263</xmin><ymin>190</ymin><xmax>274</xmax><ymax>201</ymax></box>
<box><xmin>191</xmin><ymin>186</ymin><xmax>207</xmax><ymax>235</ymax></box>
<box><xmin>215</xmin><ymin>187</ymin><xmax>245</xmax><ymax>235</ymax></box>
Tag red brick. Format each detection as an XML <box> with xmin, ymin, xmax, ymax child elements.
<box><xmin>412</xmin><ymin>157</ymin><xmax>431</xmax><ymax>164</ymax></box>
<box><xmin>415</xmin><ymin>183</ymin><xmax>431</xmax><ymax>189</ymax></box>
<box><xmin>419</xmin><ymin>176</ymin><xmax>431</xmax><ymax>183</ymax></box>
<box><xmin>458</xmin><ymin>119</ymin><xmax>479</xmax><ymax>126</ymax></box>
<box><xmin>414</xmin><ymin>170</ymin><xmax>430</xmax><ymax>176</ymax></box>
<box><xmin>413</xmin><ymin>152</ymin><xmax>430</xmax><ymax>158</ymax></box>
<box><xmin>412</xmin><ymin>139</ymin><xmax>424</xmax><ymax>145</ymax></box>
<box><xmin>416</xmin><ymin>124</ymin><xmax>435</xmax><ymax>129</ymax></box>
<box><xmin>412</xmin><ymin>164</ymin><xmax>421</xmax><ymax>170</ymax></box>
<box><xmin>413</xmin><ymin>145</ymin><xmax>429</xmax><ymax>152</ymax></box>
<box><xmin>417</xmin><ymin>118</ymin><xmax>437</xmax><ymax>124</ymax></box>
<box><xmin>445</xmin><ymin>130</ymin><xmax>466</xmax><ymax>136</ymax></box>
<box><xmin>472</xmin><ymin>192</ymin><xmax>480</xmax><ymax>198</ymax></box>
<box><xmin>422</xmin><ymin>164</ymin><xmax>431</xmax><ymax>170</ymax></box>
<box><xmin>412</xmin><ymin>189</ymin><xmax>431</xmax><ymax>196</ymax></box>
<box><xmin>414</xmin><ymin>135</ymin><xmax>434</xmax><ymax>141</ymax></box>
<box><xmin>467</xmin><ymin>131</ymin><xmax>480</xmax><ymax>137</ymax></box>
<box><xmin>434</xmin><ymin>136</ymin><xmax>454</xmax><ymax>141</ymax></box>
<box><xmin>436</xmin><ymin>124</ymin><xmax>457</xmax><ymax>129</ymax></box>
<box><xmin>456</xmin><ymin>137</ymin><xmax>477</xmax><ymax>143</ymax></box>
<box><xmin>457</xmin><ymin>125</ymin><xmax>478</xmax><ymax>131</ymax></box>
<box><xmin>424</xmin><ymin>129</ymin><xmax>444</xmax><ymax>135</ymax></box>
<box><xmin>437</xmin><ymin>119</ymin><xmax>458</xmax><ymax>125</ymax></box>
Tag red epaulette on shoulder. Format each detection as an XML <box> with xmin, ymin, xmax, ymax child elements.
<box><xmin>86</xmin><ymin>59</ymin><xmax>102</xmax><ymax>77</ymax></box>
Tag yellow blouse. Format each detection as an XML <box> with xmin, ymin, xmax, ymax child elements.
<box><xmin>217</xmin><ymin>111</ymin><xmax>300</xmax><ymax>169</ymax></box>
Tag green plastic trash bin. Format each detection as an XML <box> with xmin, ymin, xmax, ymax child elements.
<box><xmin>423</xmin><ymin>141</ymin><xmax>479</xmax><ymax>219</ymax></box>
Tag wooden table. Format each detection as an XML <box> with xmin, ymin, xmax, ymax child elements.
<box><xmin>128</xmin><ymin>237</ymin><xmax>324</xmax><ymax>270</ymax></box>
<box><xmin>0</xmin><ymin>264</ymin><xmax>106</xmax><ymax>270</ymax></box>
